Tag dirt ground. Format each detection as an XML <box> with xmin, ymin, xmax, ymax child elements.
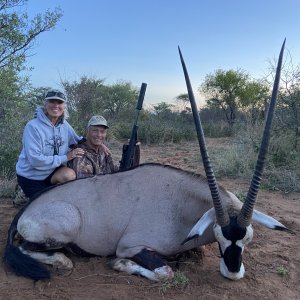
<box><xmin>0</xmin><ymin>139</ymin><xmax>299</xmax><ymax>300</ymax></box>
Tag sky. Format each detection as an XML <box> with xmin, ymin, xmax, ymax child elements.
<box><xmin>21</xmin><ymin>0</ymin><xmax>300</xmax><ymax>106</ymax></box>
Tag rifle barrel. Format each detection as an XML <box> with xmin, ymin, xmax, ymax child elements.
<box><xmin>136</xmin><ymin>83</ymin><xmax>147</xmax><ymax>110</ymax></box>
<box><xmin>123</xmin><ymin>83</ymin><xmax>147</xmax><ymax>170</ymax></box>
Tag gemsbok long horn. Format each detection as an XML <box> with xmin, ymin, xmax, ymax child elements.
<box><xmin>178</xmin><ymin>46</ymin><xmax>229</xmax><ymax>227</ymax></box>
<box><xmin>237</xmin><ymin>39</ymin><xmax>286</xmax><ymax>228</ymax></box>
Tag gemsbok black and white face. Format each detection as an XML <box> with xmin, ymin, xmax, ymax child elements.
<box><xmin>179</xmin><ymin>39</ymin><xmax>289</xmax><ymax>280</ymax></box>
<box><xmin>213</xmin><ymin>218</ymin><xmax>253</xmax><ymax>280</ymax></box>
<box><xmin>184</xmin><ymin>193</ymin><xmax>290</xmax><ymax>280</ymax></box>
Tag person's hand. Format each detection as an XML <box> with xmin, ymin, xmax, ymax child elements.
<box><xmin>67</xmin><ymin>148</ymin><xmax>85</xmax><ymax>161</ymax></box>
<box><xmin>101</xmin><ymin>144</ymin><xmax>111</xmax><ymax>156</ymax></box>
<box><xmin>127</xmin><ymin>139</ymin><xmax>141</xmax><ymax>146</ymax></box>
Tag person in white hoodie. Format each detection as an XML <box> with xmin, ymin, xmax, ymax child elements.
<box><xmin>16</xmin><ymin>89</ymin><xmax>102</xmax><ymax>199</ymax></box>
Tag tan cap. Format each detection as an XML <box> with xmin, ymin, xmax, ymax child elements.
<box><xmin>87</xmin><ymin>115</ymin><xmax>109</xmax><ymax>128</ymax></box>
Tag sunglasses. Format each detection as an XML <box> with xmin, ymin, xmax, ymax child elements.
<box><xmin>45</xmin><ymin>91</ymin><xmax>66</xmax><ymax>100</ymax></box>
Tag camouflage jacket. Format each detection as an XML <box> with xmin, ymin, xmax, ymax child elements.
<box><xmin>68</xmin><ymin>141</ymin><xmax>118</xmax><ymax>179</ymax></box>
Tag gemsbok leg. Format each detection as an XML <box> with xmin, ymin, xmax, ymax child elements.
<box><xmin>109</xmin><ymin>249</ymin><xmax>174</xmax><ymax>281</ymax></box>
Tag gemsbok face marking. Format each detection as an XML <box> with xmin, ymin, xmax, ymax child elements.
<box><xmin>213</xmin><ymin>218</ymin><xmax>253</xmax><ymax>280</ymax></box>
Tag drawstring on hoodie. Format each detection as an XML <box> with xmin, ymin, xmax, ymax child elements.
<box><xmin>53</xmin><ymin>127</ymin><xmax>58</xmax><ymax>155</ymax></box>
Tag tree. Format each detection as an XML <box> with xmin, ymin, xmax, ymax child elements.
<box><xmin>0</xmin><ymin>67</ymin><xmax>31</xmax><ymax>173</ymax></box>
<box><xmin>26</xmin><ymin>86</ymin><xmax>52</xmax><ymax>107</ymax></box>
<box><xmin>0</xmin><ymin>0</ymin><xmax>62</xmax><ymax>69</ymax></box>
<box><xmin>266</xmin><ymin>53</ymin><xmax>300</xmax><ymax>149</ymax></box>
<box><xmin>152</xmin><ymin>102</ymin><xmax>174</xmax><ymax>117</ymax></box>
<box><xmin>200</xmin><ymin>69</ymin><xmax>248</xmax><ymax>127</ymax></box>
<box><xmin>278</xmin><ymin>89</ymin><xmax>300</xmax><ymax>148</ymax></box>
<box><xmin>200</xmin><ymin>69</ymin><xmax>268</xmax><ymax>128</ymax></box>
<box><xmin>175</xmin><ymin>93</ymin><xmax>191</xmax><ymax>113</ymax></box>
<box><xmin>0</xmin><ymin>1</ymin><xmax>62</xmax><ymax>174</ymax></box>
<box><xmin>101</xmin><ymin>81</ymin><xmax>138</xmax><ymax>121</ymax></box>
<box><xmin>62</xmin><ymin>77</ymin><xmax>139</xmax><ymax>133</ymax></box>
<box><xmin>239</xmin><ymin>81</ymin><xmax>269</xmax><ymax>124</ymax></box>
<box><xmin>62</xmin><ymin>76</ymin><xmax>106</xmax><ymax>133</ymax></box>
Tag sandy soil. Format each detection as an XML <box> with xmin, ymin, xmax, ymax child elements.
<box><xmin>0</xmin><ymin>140</ymin><xmax>299</xmax><ymax>300</ymax></box>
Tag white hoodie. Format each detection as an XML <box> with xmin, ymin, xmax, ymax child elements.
<box><xmin>16</xmin><ymin>107</ymin><xmax>80</xmax><ymax>180</ymax></box>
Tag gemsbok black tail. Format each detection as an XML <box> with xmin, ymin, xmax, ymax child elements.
<box><xmin>3</xmin><ymin>207</ymin><xmax>50</xmax><ymax>280</ymax></box>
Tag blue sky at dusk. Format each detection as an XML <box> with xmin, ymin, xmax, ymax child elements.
<box><xmin>24</xmin><ymin>0</ymin><xmax>300</xmax><ymax>105</ymax></box>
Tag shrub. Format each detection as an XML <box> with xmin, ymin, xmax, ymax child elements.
<box><xmin>0</xmin><ymin>169</ymin><xmax>17</xmax><ymax>198</ymax></box>
<box><xmin>203</xmin><ymin>121</ymin><xmax>236</xmax><ymax>138</ymax></box>
<box><xmin>159</xmin><ymin>271</ymin><xmax>189</xmax><ymax>295</ymax></box>
<box><xmin>113</xmin><ymin>118</ymin><xmax>196</xmax><ymax>144</ymax></box>
<box><xmin>211</xmin><ymin>141</ymin><xmax>255</xmax><ymax>178</ymax></box>
<box><xmin>211</xmin><ymin>123</ymin><xmax>300</xmax><ymax>192</ymax></box>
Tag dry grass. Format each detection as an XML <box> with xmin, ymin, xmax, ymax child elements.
<box><xmin>0</xmin><ymin>176</ymin><xmax>16</xmax><ymax>199</ymax></box>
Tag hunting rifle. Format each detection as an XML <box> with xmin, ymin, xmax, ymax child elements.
<box><xmin>119</xmin><ymin>83</ymin><xmax>147</xmax><ymax>171</ymax></box>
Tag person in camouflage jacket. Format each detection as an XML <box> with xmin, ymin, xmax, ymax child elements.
<box><xmin>68</xmin><ymin>116</ymin><xmax>118</xmax><ymax>179</ymax></box>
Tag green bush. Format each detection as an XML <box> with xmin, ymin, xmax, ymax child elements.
<box><xmin>140</xmin><ymin>120</ymin><xmax>196</xmax><ymax>144</ymax></box>
<box><xmin>0</xmin><ymin>169</ymin><xmax>17</xmax><ymax>198</ymax></box>
<box><xmin>268</xmin><ymin>131</ymin><xmax>300</xmax><ymax>167</ymax></box>
<box><xmin>112</xmin><ymin>118</ymin><xmax>196</xmax><ymax>144</ymax></box>
<box><xmin>0</xmin><ymin>145</ymin><xmax>21</xmax><ymax>176</ymax></box>
<box><xmin>203</xmin><ymin>121</ymin><xmax>234</xmax><ymax>137</ymax></box>
<box><xmin>211</xmin><ymin>123</ymin><xmax>300</xmax><ymax>192</ymax></box>
<box><xmin>262</xmin><ymin>167</ymin><xmax>300</xmax><ymax>193</ymax></box>
<box><xmin>211</xmin><ymin>142</ymin><xmax>255</xmax><ymax>178</ymax></box>
<box><xmin>111</xmin><ymin>122</ymin><xmax>132</xmax><ymax>141</ymax></box>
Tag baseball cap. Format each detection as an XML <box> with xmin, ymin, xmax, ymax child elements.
<box><xmin>87</xmin><ymin>115</ymin><xmax>109</xmax><ymax>128</ymax></box>
<box><xmin>45</xmin><ymin>89</ymin><xmax>66</xmax><ymax>102</ymax></box>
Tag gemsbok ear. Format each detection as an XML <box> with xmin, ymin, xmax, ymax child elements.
<box><xmin>252</xmin><ymin>210</ymin><xmax>294</xmax><ymax>233</ymax></box>
<box><xmin>182</xmin><ymin>208</ymin><xmax>215</xmax><ymax>245</ymax></box>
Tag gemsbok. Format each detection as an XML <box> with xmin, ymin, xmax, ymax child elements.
<box><xmin>3</xmin><ymin>40</ymin><xmax>291</xmax><ymax>281</ymax></box>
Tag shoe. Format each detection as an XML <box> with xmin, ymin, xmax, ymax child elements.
<box><xmin>13</xmin><ymin>184</ymin><xmax>29</xmax><ymax>207</ymax></box>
